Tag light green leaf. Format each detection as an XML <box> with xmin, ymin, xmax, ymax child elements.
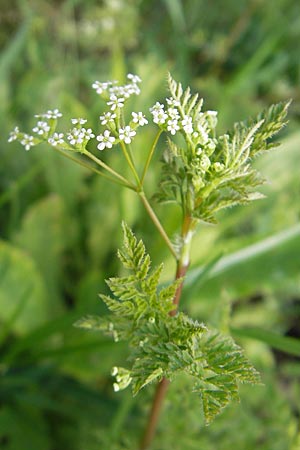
<box><xmin>0</xmin><ymin>240</ymin><xmax>48</xmax><ymax>335</ymax></box>
<box><xmin>231</xmin><ymin>327</ymin><xmax>300</xmax><ymax>357</ymax></box>
<box><xmin>13</xmin><ymin>195</ymin><xmax>77</xmax><ymax>312</ymax></box>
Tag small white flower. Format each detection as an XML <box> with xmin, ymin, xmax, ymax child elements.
<box><xmin>92</xmin><ymin>81</ymin><xmax>110</xmax><ymax>94</ymax></box>
<box><xmin>167</xmin><ymin>120</ymin><xmax>180</xmax><ymax>135</ymax></box>
<box><xmin>82</xmin><ymin>128</ymin><xmax>95</xmax><ymax>140</ymax></box>
<box><xmin>131</xmin><ymin>112</ymin><xmax>148</xmax><ymax>126</ymax></box>
<box><xmin>99</xmin><ymin>112</ymin><xmax>116</xmax><ymax>125</ymax></box>
<box><xmin>127</xmin><ymin>73</ymin><xmax>142</xmax><ymax>84</ymax></box>
<box><xmin>119</xmin><ymin>125</ymin><xmax>136</xmax><ymax>144</ymax></box>
<box><xmin>152</xmin><ymin>110</ymin><xmax>168</xmax><ymax>125</ymax></box>
<box><xmin>109</xmin><ymin>85</ymin><xmax>124</xmax><ymax>97</ymax></box>
<box><xmin>67</xmin><ymin>128</ymin><xmax>84</xmax><ymax>146</ymax></box>
<box><xmin>32</xmin><ymin>121</ymin><xmax>50</xmax><ymax>136</ymax></box>
<box><xmin>111</xmin><ymin>367</ymin><xmax>118</xmax><ymax>376</ymax></box>
<box><xmin>113</xmin><ymin>383</ymin><xmax>120</xmax><ymax>392</ymax></box>
<box><xmin>46</xmin><ymin>109</ymin><xmax>62</xmax><ymax>119</ymax></box>
<box><xmin>107</xmin><ymin>94</ymin><xmax>125</xmax><ymax>110</ymax></box>
<box><xmin>35</xmin><ymin>109</ymin><xmax>62</xmax><ymax>119</ymax></box>
<box><xmin>21</xmin><ymin>134</ymin><xmax>35</xmax><ymax>151</ymax></box>
<box><xmin>123</xmin><ymin>83</ymin><xmax>140</xmax><ymax>97</ymax></box>
<box><xmin>128</xmin><ymin>83</ymin><xmax>141</xmax><ymax>95</ymax></box>
<box><xmin>48</xmin><ymin>133</ymin><xmax>64</xmax><ymax>146</ymax></box>
<box><xmin>8</xmin><ymin>127</ymin><xmax>19</xmax><ymax>142</ymax></box>
<box><xmin>96</xmin><ymin>130</ymin><xmax>116</xmax><ymax>150</ymax></box>
<box><xmin>150</xmin><ymin>102</ymin><xmax>165</xmax><ymax>113</ymax></box>
<box><xmin>181</xmin><ymin>115</ymin><xmax>193</xmax><ymax>134</ymax></box>
<box><xmin>166</xmin><ymin>97</ymin><xmax>180</xmax><ymax>107</ymax></box>
<box><xmin>167</xmin><ymin>108</ymin><xmax>180</xmax><ymax>120</ymax></box>
<box><xmin>71</xmin><ymin>118</ymin><xmax>87</xmax><ymax>125</ymax></box>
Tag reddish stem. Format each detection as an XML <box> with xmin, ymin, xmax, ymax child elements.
<box><xmin>139</xmin><ymin>260</ymin><xmax>190</xmax><ymax>449</ymax></box>
<box><xmin>139</xmin><ymin>378</ymin><xmax>170</xmax><ymax>450</ymax></box>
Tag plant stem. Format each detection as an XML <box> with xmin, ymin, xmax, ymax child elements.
<box><xmin>138</xmin><ymin>191</ymin><xmax>177</xmax><ymax>259</ymax></box>
<box><xmin>119</xmin><ymin>141</ymin><xmax>141</xmax><ymax>186</ymax></box>
<box><xmin>55</xmin><ymin>146</ymin><xmax>175</xmax><ymax>262</ymax></box>
<box><xmin>83</xmin><ymin>149</ymin><xmax>135</xmax><ymax>188</ymax></box>
<box><xmin>54</xmin><ymin>148</ymin><xmax>135</xmax><ymax>190</ymax></box>
<box><xmin>141</xmin><ymin>130</ymin><xmax>163</xmax><ymax>186</ymax></box>
<box><xmin>139</xmin><ymin>378</ymin><xmax>170</xmax><ymax>450</ymax></box>
<box><xmin>139</xmin><ymin>215</ymin><xmax>194</xmax><ymax>449</ymax></box>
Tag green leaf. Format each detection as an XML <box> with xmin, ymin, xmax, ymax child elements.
<box><xmin>13</xmin><ymin>195</ymin><xmax>77</xmax><ymax>312</ymax></box>
<box><xmin>231</xmin><ymin>327</ymin><xmax>300</xmax><ymax>357</ymax></box>
<box><xmin>78</xmin><ymin>224</ymin><xmax>260</xmax><ymax>425</ymax></box>
<box><xmin>186</xmin><ymin>223</ymin><xmax>300</xmax><ymax>288</ymax></box>
<box><xmin>0</xmin><ymin>240</ymin><xmax>48</xmax><ymax>336</ymax></box>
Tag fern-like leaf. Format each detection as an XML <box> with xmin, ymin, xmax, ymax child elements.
<box><xmin>77</xmin><ymin>224</ymin><xmax>261</xmax><ymax>425</ymax></box>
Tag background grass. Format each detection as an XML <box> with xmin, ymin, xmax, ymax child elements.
<box><xmin>0</xmin><ymin>0</ymin><xmax>300</xmax><ymax>449</ymax></box>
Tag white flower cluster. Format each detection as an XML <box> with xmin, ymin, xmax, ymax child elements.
<box><xmin>67</xmin><ymin>126</ymin><xmax>95</xmax><ymax>147</ymax></box>
<box><xmin>93</xmin><ymin>74</ymin><xmax>147</xmax><ymax>151</ymax></box>
<box><xmin>21</xmin><ymin>134</ymin><xmax>35</xmax><ymax>151</ymax></box>
<box><xmin>9</xmin><ymin>74</ymin><xmax>147</xmax><ymax>154</ymax></box>
<box><xmin>150</xmin><ymin>98</ymin><xmax>218</xmax><ymax>154</ymax></box>
<box><xmin>32</xmin><ymin>121</ymin><xmax>50</xmax><ymax>136</ymax></box>
<box><xmin>96</xmin><ymin>124</ymin><xmax>138</xmax><ymax>151</ymax></box>
<box><xmin>71</xmin><ymin>118</ymin><xmax>87</xmax><ymax>125</ymax></box>
<box><xmin>149</xmin><ymin>102</ymin><xmax>187</xmax><ymax>135</ymax></box>
<box><xmin>35</xmin><ymin>109</ymin><xmax>62</xmax><ymax>119</ymax></box>
<box><xmin>111</xmin><ymin>367</ymin><xmax>132</xmax><ymax>393</ymax></box>
<box><xmin>92</xmin><ymin>81</ymin><xmax>114</xmax><ymax>95</ymax></box>
<box><xmin>8</xmin><ymin>126</ymin><xmax>20</xmax><ymax>143</ymax></box>
<box><xmin>48</xmin><ymin>133</ymin><xmax>65</xmax><ymax>146</ymax></box>
<box><xmin>8</xmin><ymin>127</ymin><xmax>36</xmax><ymax>151</ymax></box>
<box><xmin>99</xmin><ymin>112</ymin><xmax>116</xmax><ymax>125</ymax></box>
<box><xmin>92</xmin><ymin>73</ymin><xmax>142</xmax><ymax>108</ymax></box>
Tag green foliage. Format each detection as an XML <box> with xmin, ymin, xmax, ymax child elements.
<box><xmin>156</xmin><ymin>75</ymin><xmax>290</xmax><ymax>224</ymax></box>
<box><xmin>1</xmin><ymin>1</ymin><xmax>299</xmax><ymax>448</ymax></box>
<box><xmin>0</xmin><ymin>240</ymin><xmax>48</xmax><ymax>335</ymax></box>
<box><xmin>77</xmin><ymin>223</ymin><xmax>260</xmax><ymax>424</ymax></box>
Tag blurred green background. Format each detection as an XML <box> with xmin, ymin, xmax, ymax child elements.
<box><xmin>1</xmin><ymin>0</ymin><xmax>300</xmax><ymax>449</ymax></box>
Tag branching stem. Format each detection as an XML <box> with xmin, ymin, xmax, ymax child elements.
<box><xmin>83</xmin><ymin>149</ymin><xmax>134</xmax><ymax>188</ymax></box>
<box><xmin>141</xmin><ymin>130</ymin><xmax>163</xmax><ymax>186</ymax></box>
<box><xmin>119</xmin><ymin>141</ymin><xmax>141</xmax><ymax>186</ymax></box>
<box><xmin>54</xmin><ymin>148</ymin><xmax>135</xmax><ymax>190</ymax></box>
<box><xmin>138</xmin><ymin>191</ymin><xmax>177</xmax><ymax>259</ymax></box>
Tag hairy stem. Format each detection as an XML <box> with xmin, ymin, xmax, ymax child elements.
<box><xmin>139</xmin><ymin>215</ymin><xmax>194</xmax><ymax>449</ymax></box>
